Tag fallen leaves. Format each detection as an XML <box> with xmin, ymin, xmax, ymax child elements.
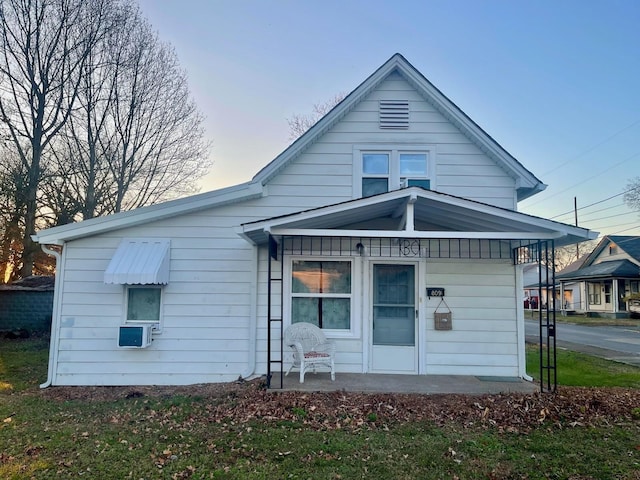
<box><xmin>39</xmin><ymin>380</ymin><xmax>640</xmax><ymax>434</ymax></box>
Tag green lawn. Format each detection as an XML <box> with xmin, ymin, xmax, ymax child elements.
<box><xmin>526</xmin><ymin>344</ymin><xmax>640</xmax><ymax>388</ymax></box>
<box><xmin>1</xmin><ymin>337</ymin><xmax>639</xmax><ymax>479</ymax></box>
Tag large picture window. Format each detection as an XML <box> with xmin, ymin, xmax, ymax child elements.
<box><xmin>291</xmin><ymin>260</ymin><xmax>352</xmax><ymax>329</ymax></box>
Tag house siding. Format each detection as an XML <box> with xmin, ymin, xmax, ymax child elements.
<box><xmin>52</xmin><ymin>203</ymin><xmax>263</xmax><ymax>386</ymax></box>
<box><xmin>266</xmin><ymin>72</ymin><xmax>517</xmax><ymax>211</ymax></box>
<box><xmin>425</xmin><ymin>260</ymin><xmax>518</xmax><ymax>376</ymax></box>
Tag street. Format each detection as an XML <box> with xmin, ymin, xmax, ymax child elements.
<box><xmin>525</xmin><ymin>319</ymin><xmax>640</xmax><ymax>367</ymax></box>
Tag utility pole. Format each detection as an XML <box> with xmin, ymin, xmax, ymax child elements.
<box><xmin>574</xmin><ymin>196</ymin><xmax>579</xmax><ymax>259</ymax></box>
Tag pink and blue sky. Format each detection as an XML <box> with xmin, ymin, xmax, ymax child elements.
<box><xmin>138</xmin><ymin>0</ymin><xmax>640</xmax><ymax>239</ymax></box>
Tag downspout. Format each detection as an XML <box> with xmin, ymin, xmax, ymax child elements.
<box><xmin>39</xmin><ymin>243</ymin><xmax>65</xmax><ymax>388</ymax></box>
<box><xmin>241</xmin><ymin>244</ymin><xmax>259</xmax><ymax>379</ymax></box>
<box><xmin>515</xmin><ymin>263</ymin><xmax>533</xmax><ymax>381</ymax></box>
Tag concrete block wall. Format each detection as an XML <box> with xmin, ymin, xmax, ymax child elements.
<box><xmin>0</xmin><ymin>291</ymin><xmax>53</xmax><ymax>333</ymax></box>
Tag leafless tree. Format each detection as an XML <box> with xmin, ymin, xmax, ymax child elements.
<box><xmin>554</xmin><ymin>240</ymin><xmax>596</xmax><ymax>272</ymax></box>
<box><xmin>287</xmin><ymin>93</ymin><xmax>345</xmax><ymax>142</ymax></box>
<box><xmin>99</xmin><ymin>16</ymin><xmax>209</xmax><ymax>214</ymax></box>
<box><xmin>0</xmin><ymin>0</ymin><xmax>210</xmax><ymax>278</ymax></box>
<box><xmin>624</xmin><ymin>177</ymin><xmax>640</xmax><ymax>212</ymax></box>
<box><xmin>0</xmin><ymin>0</ymin><xmax>109</xmax><ymax>276</ymax></box>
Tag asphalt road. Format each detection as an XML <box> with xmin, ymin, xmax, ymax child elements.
<box><xmin>525</xmin><ymin>320</ymin><xmax>640</xmax><ymax>367</ymax></box>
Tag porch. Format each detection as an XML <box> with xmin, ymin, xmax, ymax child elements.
<box><xmin>271</xmin><ymin>372</ymin><xmax>538</xmax><ymax>395</ymax></box>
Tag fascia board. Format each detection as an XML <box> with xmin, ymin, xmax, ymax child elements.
<box><xmin>269</xmin><ymin>228</ymin><xmax>564</xmax><ymax>240</ymax></box>
<box><xmin>33</xmin><ymin>181</ymin><xmax>263</xmax><ymax>245</ymax></box>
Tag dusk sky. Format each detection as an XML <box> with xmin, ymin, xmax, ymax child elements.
<box><xmin>137</xmin><ymin>0</ymin><xmax>640</xmax><ymax>239</ymax></box>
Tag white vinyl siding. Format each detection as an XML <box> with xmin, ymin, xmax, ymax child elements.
<box><xmin>266</xmin><ymin>72</ymin><xmax>518</xmax><ymax>211</ymax></box>
<box><xmin>52</xmin><ymin>203</ymin><xmax>262</xmax><ymax>386</ymax></box>
<box><xmin>424</xmin><ymin>260</ymin><xmax>519</xmax><ymax>376</ymax></box>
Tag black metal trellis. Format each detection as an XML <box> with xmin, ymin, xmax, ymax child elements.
<box><xmin>513</xmin><ymin>239</ymin><xmax>557</xmax><ymax>393</ymax></box>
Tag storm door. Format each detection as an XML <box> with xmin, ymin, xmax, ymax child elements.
<box><xmin>371</xmin><ymin>263</ymin><xmax>418</xmax><ymax>373</ymax></box>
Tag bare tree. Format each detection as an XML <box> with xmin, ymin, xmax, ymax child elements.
<box><xmin>0</xmin><ymin>0</ymin><xmax>210</xmax><ymax>278</ymax></box>
<box><xmin>0</xmin><ymin>0</ymin><xmax>109</xmax><ymax>276</ymax></box>
<box><xmin>554</xmin><ymin>240</ymin><xmax>596</xmax><ymax>272</ymax></box>
<box><xmin>287</xmin><ymin>93</ymin><xmax>345</xmax><ymax>142</ymax></box>
<box><xmin>624</xmin><ymin>177</ymin><xmax>640</xmax><ymax>212</ymax></box>
<box><xmin>100</xmin><ymin>17</ymin><xmax>208</xmax><ymax>213</ymax></box>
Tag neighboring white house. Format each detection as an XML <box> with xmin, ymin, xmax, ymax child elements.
<box><xmin>557</xmin><ymin>236</ymin><xmax>640</xmax><ymax>317</ymax></box>
<box><xmin>33</xmin><ymin>54</ymin><xmax>596</xmax><ymax>387</ymax></box>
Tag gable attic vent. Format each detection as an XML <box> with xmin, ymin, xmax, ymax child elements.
<box><xmin>379</xmin><ymin>100</ymin><xmax>409</xmax><ymax>129</ymax></box>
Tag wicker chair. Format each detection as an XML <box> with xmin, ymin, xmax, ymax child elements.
<box><xmin>284</xmin><ymin>322</ymin><xmax>336</xmax><ymax>383</ymax></box>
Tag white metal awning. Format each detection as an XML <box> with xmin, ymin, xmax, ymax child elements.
<box><xmin>104</xmin><ymin>239</ymin><xmax>171</xmax><ymax>285</ymax></box>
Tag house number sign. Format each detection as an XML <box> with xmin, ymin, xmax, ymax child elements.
<box><xmin>426</xmin><ymin>287</ymin><xmax>445</xmax><ymax>298</ymax></box>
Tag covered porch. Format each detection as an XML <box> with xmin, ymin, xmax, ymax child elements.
<box><xmin>240</xmin><ymin>187</ymin><xmax>596</xmax><ymax>393</ymax></box>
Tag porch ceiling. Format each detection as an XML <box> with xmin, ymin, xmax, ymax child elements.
<box><xmin>239</xmin><ymin>187</ymin><xmax>596</xmax><ymax>247</ymax></box>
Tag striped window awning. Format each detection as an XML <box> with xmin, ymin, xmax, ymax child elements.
<box><xmin>104</xmin><ymin>239</ymin><xmax>171</xmax><ymax>285</ymax></box>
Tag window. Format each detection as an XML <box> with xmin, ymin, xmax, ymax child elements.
<box><xmin>354</xmin><ymin>146</ymin><xmax>434</xmax><ymax>198</ymax></box>
<box><xmin>126</xmin><ymin>286</ymin><xmax>162</xmax><ymax>323</ymax></box>
<box><xmin>291</xmin><ymin>260</ymin><xmax>352</xmax><ymax>330</ymax></box>
<box><xmin>588</xmin><ymin>283</ymin><xmax>601</xmax><ymax>305</ymax></box>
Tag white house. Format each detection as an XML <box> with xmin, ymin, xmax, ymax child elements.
<box><xmin>557</xmin><ymin>236</ymin><xmax>640</xmax><ymax>317</ymax></box>
<box><xmin>33</xmin><ymin>54</ymin><xmax>596</xmax><ymax>387</ymax></box>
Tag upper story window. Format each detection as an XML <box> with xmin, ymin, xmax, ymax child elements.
<box><xmin>354</xmin><ymin>145</ymin><xmax>434</xmax><ymax>198</ymax></box>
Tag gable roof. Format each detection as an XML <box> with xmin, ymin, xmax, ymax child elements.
<box><xmin>252</xmin><ymin>53</ymin><xmax>546</xmax><ymax>202</ymax></box>
<box><xmin>581</xmin><ymin>235</ymin><xmax>640</xmax><ymax>267</ymax></box>
<box><xmin>240</xmin><ymin>187</ymin><xmax>594</xmax><ymax>247</ymax></box>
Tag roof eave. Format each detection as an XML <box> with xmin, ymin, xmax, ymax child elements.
<box><xmin>33</xmin><ymin>181</ymin><xmax>264</xmax><ymax>245</ymax></box>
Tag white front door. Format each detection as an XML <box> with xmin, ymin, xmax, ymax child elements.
<box><xmin>370</xmin><ymin>263</ymin><xmax>418</xmax><ymax>373</ymax></box>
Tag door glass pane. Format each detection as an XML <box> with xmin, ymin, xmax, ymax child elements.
<box><xmin>400</xmin><ymin>153</ymin><xmax>427</xmax><ymax>175</ymax></box>
<box><xmin>373</xmin><ymin>265</ymin><xmax>415</xmax><ymax>346</ymax></box>
<box><xmin>363</xmin><ymin>153</ymin><xmax>389</xmax><ymax>174</ymax></box>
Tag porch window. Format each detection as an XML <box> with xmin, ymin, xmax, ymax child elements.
<box><xmin>354</xmin><ymin>146</ymin><xmax>434</xmax><ymax>198</ymax></box>
<box><xmin>126</xmin><ymin>286</ymin><xmax>162</xmax><ymax>323</ymax></box>
<box><xmin>588</xmin><ymin>283</ymin><xmax>601</xmax><ymax>305</ymax></box>
<box><xmin>291</xmin><ymin>260</ymin><xmax>352</xmax><ymax>329</ymax></box>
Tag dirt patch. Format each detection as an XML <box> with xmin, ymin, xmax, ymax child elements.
<box><xmin>38</xmin><ymin>379</ymin><xmax>640</xmax><ymax>433</ymax></box>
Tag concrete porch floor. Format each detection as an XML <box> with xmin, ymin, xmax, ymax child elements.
<box><xmin>269</xmin><ymin>372</ymin><xmax>539</xmax><ymax>395</ymax></box>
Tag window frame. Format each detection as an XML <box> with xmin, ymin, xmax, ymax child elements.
<box><xmin>124</xmin><ymin>285</ymin><xmax>164</xmax><ymax>331</ymax></box>
<box><xmin>353</xmin><ymin>145</ymin><xmax>436</xmax><ymax>198</ymax></box>
<box><xmin>285</xmin><ymin>257</ymin><xmax>356</xmax><ymax>338</ymax></box>
<box><xmin>587</xmin><ymin>282</ymin><xmax>601</xmax><ymax>305</ymax></box>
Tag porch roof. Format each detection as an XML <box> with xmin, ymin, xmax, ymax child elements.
<box><xmin>556</xmin><ymin>259</ymin><xmax>640</xmax><ymax>282</ymax></box>
<box><xmin>239</xmin><ymin>187</ymin><xmax>596</xmax><ymax>247</ymax></box>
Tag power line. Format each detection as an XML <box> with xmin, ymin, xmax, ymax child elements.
<box><xmin>548</xmin><ymin>189</ymin><xmax>634</xmax><ymax>220</ymax></box>
<box><xmin>524</xmin><ymin>151</ymin><xmax>640</xmax><ymax>208</ymax></box>
<box><xmin>538</xmin><ymin>118</ymin><xmax>640</xmax><ymax>178</ymax></box>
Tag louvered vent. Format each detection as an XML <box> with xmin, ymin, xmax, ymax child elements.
<box><xmin>379</xmin><ymin>100</ymin><xmax>409</xmax><ymax>129</ymax></box>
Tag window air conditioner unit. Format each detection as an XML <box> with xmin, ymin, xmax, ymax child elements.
<box><xmin>118</xmin><ymin>324</ymin><xmax>154</xmax><ymax>348</ymax></box>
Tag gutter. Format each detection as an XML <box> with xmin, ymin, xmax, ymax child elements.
<box><xmin>38</xmin><ymin>243</ymin><xmax>65</xmax><ymax>388</ymax></box>
<box><xmin>241</xmin><ymin>244</ymin><xmax>259</xmax><ymax>379</ymax></box>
